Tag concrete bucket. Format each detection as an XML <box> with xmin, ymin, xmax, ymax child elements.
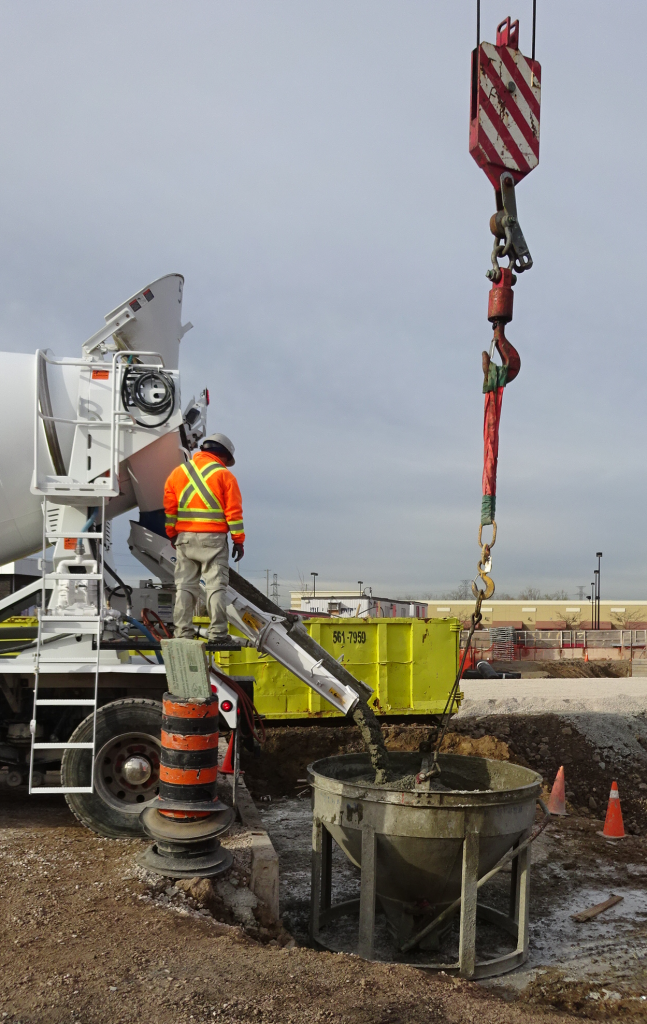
<box><xmin>309</xmin><ymin>752</ymin><xmax>542</xmax><ymax>979</ymax></box>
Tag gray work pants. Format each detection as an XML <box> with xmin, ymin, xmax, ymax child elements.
<box><xmin>173</xmin><ymin>532</ymin><xmax>229</xmax><ymax>640</ymax></box>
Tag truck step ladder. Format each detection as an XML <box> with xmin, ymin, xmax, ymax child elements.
<box><xmin>28</xmin><ymin>498</ymin><xmax>106</xmax><ymax>795</ymax></box>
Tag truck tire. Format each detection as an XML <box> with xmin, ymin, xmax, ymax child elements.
<box><xmin>61</xmin><ymin>698</ymin><xmax>162</xmax><ymax>839</ymax></box>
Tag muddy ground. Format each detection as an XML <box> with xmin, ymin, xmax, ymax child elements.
<box><xmin>261</xmin><ymin>793</ymin><xmax>647</xmax><ymax>1021</ymax></box>
<box><xmin>242</xmin><ymin>713</ymin><xmax>647</xmax><ymax>1019</ymax></box>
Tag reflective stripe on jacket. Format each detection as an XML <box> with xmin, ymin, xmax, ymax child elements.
<box><xmin>163</xmin><ymin>452</ymin><xmax>245</xmax><ymax>542</ymax></box>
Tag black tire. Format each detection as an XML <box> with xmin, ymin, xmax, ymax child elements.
<box><xmin>62</xmin><ymin>698</ymin><xmax>162</xmax><ymax>839</ymax></box>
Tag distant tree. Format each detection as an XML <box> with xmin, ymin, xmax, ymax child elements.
<box><xmin>516</xmin><ymin>587</ymin><xmax>570</xmax><ymax>601</ymax></box>
<box><xmin>610</xmin><ymin>608</ymin><xmax>646</xmax><ymax>630</ymax></box>
<box><xmin>437</xmin><ymin>579</ymin><xmax>473</xmax><ymax>600</ymax></box>
<box><xmin>560</xmin><ymin>608</ymin><xmax>582</xmax><ymax>630</ymax></box>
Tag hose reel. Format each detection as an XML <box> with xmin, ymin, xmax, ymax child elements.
<box><xmin>120</xmin><ymin>364</ymin><xmax>176</xmax><ymax>428</ymax></box>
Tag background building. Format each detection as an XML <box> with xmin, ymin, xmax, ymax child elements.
<box><xmin>291</xmin><ymin>590</ymin><xmax>428</xmax><ymax>619</ymax></box>
<box><xmin>427</xmin><ymin>599</ymin><xmax>647</xmax><ymax>631</ymax></box>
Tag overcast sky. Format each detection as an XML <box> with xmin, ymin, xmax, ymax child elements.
<box><xmin>0</xmin><ymin>1</ymin><xmax>644</xmax><ymax>601</ymax></box>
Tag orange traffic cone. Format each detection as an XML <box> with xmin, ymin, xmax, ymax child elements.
<box><xmin>220</xmin><ymin>732</ymin><xmax>235</xmax><ymax>775</ymax></box>
<box><xmin>547</xmin><ymin>766</ymin><xmax>567</xmax><ymax>815</ymax></box>
<box><xmin>600</xmin><ymin>781</ymin><xmax>626</xmax><ymax>839</ymax></box>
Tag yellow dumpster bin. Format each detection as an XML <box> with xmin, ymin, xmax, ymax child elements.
<box><xmin>210</xmin><ymin>617</ymin><xmax>461</xmax><ymax>720</ymax></box>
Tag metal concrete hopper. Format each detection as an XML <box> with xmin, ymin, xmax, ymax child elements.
<box><xmin>309</xmin><ymin>752</ymin><xmax>542</xmax><ymax>979</ymax></box>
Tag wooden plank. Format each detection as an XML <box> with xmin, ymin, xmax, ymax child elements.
<box><xmin>571</xmin><ymin>894</ymin><xmax>623</xmax><ymax>922</ymax></box>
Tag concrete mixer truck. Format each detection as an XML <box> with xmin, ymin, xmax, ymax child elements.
<box><xmin>0</xmin><ymin>273</ymin><xmax>372</xmax><ymax>838</ymax></box>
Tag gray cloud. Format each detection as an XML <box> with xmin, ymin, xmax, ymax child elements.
<box><xmin>0</xmin><ymin>0</ymin><xmax>643</xmax><ymax>601</ymax></box>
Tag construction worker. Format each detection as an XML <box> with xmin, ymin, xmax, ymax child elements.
<box><xmin>164</xmin><ymin>432</ymin><xmax>244</xmax><ymax>648</ymax></box>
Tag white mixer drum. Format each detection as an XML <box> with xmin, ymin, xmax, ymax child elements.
<box><xmin>0</xmin><ymin>353</ymin><xmax>54</xmax><ymax>563</ymax></box>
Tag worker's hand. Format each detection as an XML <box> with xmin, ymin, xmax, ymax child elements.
<box><xmin>232</xmin><ymin>542</ymin><xmax>244</xmax><ymax>562</ymax></box>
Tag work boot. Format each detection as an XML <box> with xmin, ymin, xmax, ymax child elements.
<box><xmin>206</xmin><ymin>634</ymin><xmax>241</xmax><ymax>651</ymax></box>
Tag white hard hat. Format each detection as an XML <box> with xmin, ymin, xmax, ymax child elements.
<box><xmin>203</xmin><ymin>432</ymin><xmax>235</xmax><ymax>464</ymax></box>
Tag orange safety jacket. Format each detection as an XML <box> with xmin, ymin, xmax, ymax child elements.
<box><xmin>163</xmin><ymin>452</ymin><xmax>245</xmax><ymax>542</ymax></box>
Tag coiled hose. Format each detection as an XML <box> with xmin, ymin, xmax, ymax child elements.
<box><xmin>120</xmin><ymin>365</ymin><xmax>175</xmax><ymax>428</ymax></box>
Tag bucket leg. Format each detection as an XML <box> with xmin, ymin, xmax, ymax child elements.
<box><xmin>310</xmin><ymin>817</ymin><xmax>324</xmax><ymax>942</ymax></box>
<box><xmin>515</xmin><ymin>837</ymin><xmax>531</xmax><ymax>954</ymax></box>
<box><xmin>321</xmin><ymin>823</ymin><xmax>332</xmax><ymax>913</ymax></box>
<box><xmin>358</xmin><ymin>826</ymin><xmax>377</xmax><ymax>960</ymax></box>
<box><xmin>509</xmin><ymin>839</ymin><xmax>520</xmax><ymax>922</ymax></box>
<box><xmin>459</xmin><ymin>829</ymin><xmax>480</xmax><ymax>979</ymax></box>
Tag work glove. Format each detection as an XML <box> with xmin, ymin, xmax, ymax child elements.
<box><xmin>232</xmin><ymin>542</ymin><xmax>244</xmax><ymax>562</ymax></box>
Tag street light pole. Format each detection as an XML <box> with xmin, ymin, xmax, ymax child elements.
<box><xmin>596</xmin><ymin>552</ymin><xmax>603</xmax><ymax>630</ymax></box>
<box><xmin>311</xmin><ymin>572</ymin><xmax>318</xmax><ymax>599</ymax></box>
<box><xmin>594</xmin><ymin>571</ymin><xmax>599</xmax><ymax>629</ymax></box>
<box><xmin>358</xmin><ymin>581</ymin><xmax>363</xmax><ymax>596</ymax></box>
<box><xmin>590</xmin><ymin>583</ymin><xmax>595</xmax><ymax>629</ymax></box>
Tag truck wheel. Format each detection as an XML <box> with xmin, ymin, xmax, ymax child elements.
<box><xmin>61</xmin><ymin>698</ymin><xmax>162</xmax><ymax>839</ymax></box>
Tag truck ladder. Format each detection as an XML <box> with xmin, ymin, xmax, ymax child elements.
<box><xmin>28</xmin><ymin>498</ymin><xmax>106</xmax><ymax>794</ymax></box>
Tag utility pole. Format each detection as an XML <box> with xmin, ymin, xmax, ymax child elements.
<box><xmin>596</xmin><ymin>552</ymin><xmax>603</xmax><ymax>630</ymax></box>
<box><xmin>271</xmin><ymin>573</ymin><xmax>279</xmax><ymax>604</ymax></box>
<box><xmin>577</xmin><ymin>585</ymin><xmax>585</xmax><ymax>601</ymax></box>
<box><xmin>358</xmin><ymin>580</ymin><xmax>363</xmax><ymax>596</ymax></box>
<box><xmin>311</xmin><ymin>572</ymin><xmax>318</xmax><ymax>598</ymax></box>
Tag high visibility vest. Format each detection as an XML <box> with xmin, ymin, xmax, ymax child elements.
<box><xmin>174</xmin><ymin>460</ymin><xmax>227</xmax><ymax>529</ymax></box>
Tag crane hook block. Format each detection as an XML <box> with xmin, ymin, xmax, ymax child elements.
<box><xmin>469</xmin><ymin>18</ymin><xmax>541</xmax><ymax>190</ymax></box>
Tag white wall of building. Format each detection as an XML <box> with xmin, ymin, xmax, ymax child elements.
<box><xmin>292</xmin><ymin>591</ymin><xmax>428</xmax><ymax>618</ymax></box>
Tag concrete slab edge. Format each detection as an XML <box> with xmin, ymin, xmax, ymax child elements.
<box><xmin>221</xmin><ymin>774</ymin><xmax>280</xmax><ymax>922</ymax></box>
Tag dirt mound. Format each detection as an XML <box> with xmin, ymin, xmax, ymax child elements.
<box><xmin>453</xmin><ymin>713</ymin><xmax>647</xmax><ymax>834</ymax></box>
<box><xmin>540</xmin><ymin>660</ymin><xmax>632</xmax><ymax>678</ymax></box>
<box><xmin>439</xmin><ymin>731</ymin><xmax>511</xmax><ymax>760</ymax></box>
<box><xmin>242</xmin><ymin>723</ymin><xmax>438</xmax><ymax>798</ymax></box>
<box><xmin>242</xmin><ymin>724</ymin><xmax>511</xmax><ymax>799</ymax></box>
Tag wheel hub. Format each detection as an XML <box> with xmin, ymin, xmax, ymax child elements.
<box><xmin>121</xmin><ymin>755</ymin><xmax>152</xmax><ymax>785</ymax></box>
<box><xmin>95</xmin><ymin>732</ymin><xmax>161</xmax><ymax>813</ymax></box>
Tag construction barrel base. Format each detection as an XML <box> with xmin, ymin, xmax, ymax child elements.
<box><xmin>137</xmin><ymin>836</ymin><xmax>233</xmax><ymax>878</ymax></box>
<box><xmin>137</xmin><ymin>691</ymin><xmax>233</xmax><ymax>877</ymax></box>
